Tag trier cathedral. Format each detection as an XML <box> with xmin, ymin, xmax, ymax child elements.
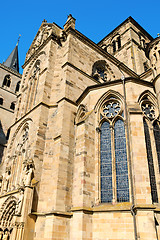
<box><xmin>0</xmin><ymin>15</ymin><xmax>160</xmax><ymax>240</ymax></box>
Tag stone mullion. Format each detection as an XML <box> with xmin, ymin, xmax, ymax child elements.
<box><xmin>111</xmin><ymin>125</ymin><xmax>116</xmax><ymax>203</ymax></box>
<box><xmin>25</xmin><ymin>81</ymin><xmax>32</xmax><ymax>113</ymax></box>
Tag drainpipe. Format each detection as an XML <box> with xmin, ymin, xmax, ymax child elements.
<box><xmin>118</xmin><ymin>65</ymin><xmax>138</xmax><ymax>240</ymax></box>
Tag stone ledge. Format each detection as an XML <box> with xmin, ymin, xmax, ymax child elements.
<box><xmin>71</xmin><ymin>203</ymin><xmax>157</xmax><ymax>213</ymax></box>
<box><xmin>31</xmin><ymin>210</ymin><xmax>73</xmax><ymax>218</ymax></box>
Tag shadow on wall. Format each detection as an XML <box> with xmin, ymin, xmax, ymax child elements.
<box><xmin>0</xmin><ymin>121</ymin><xmax>7</xmax><ymax>164</ymax></box>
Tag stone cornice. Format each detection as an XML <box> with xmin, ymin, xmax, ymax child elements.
<box><xmin>98</xmin><ymin>16</ymin><xmax>153</xmax><ymax>45</ymax></box>
<box><xmin>10</xmin><ymin>102</ymin><xmax>58</xmax><ymax>129</ymax></box>
<box><xmin>31</xmin><ymin>210</ymin><xmax>73</xmax><ymax>218</ymax></box>
<box><xmin>0</xmin><ymin>105</ymin><xmax>14</xmax><ymax>113</ymax></box>
<box><xmin>0</xmin><ymin>63</ymin><xmax>22</xmax><ymax>78</ymax></box>
<box><xmin>0</xmin><ymin>86</ymin><xmax>18</xmax><ymax>97</ymax></box>
<box><xmin>76</xmin><ymin>77</ymin><xmax>154</xmax><ymax>105</ymax></box>
<box><xmin>139</xmin><ymin>68</ymin><xmax>153</xmax><ymax>80</ymax></box>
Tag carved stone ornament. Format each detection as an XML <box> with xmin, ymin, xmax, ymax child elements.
<box><xmin>31</xmin><ymin>60</ymin><xmax>40</xmax><ymax>79</ymax></box>
<box><xmin>141</xmin><ymin>102</ymin><xmax>156</xmax><ymax>120</ymax></box>
<box><xmin>15</xmin><ymin>188</ymin><xmax>24</xmax><ymax>215</ymax></box>
<box><xmin>101</xmin><ymin>100</ymin><xmax>121</xmax><ymax>119</ymax></box>
<box><xmin>25</xmin><ymin>23</ymin><xmax>68</xmax><ymax>61</ymax></box>
<box><xmin>21</xmin><ymin>159</ymin><xmax>34</xmax><ymax>187</ymax></box>
<box><xmin>25</xmin><ymin>24</ymin><xmax>52</xmax><ymax>61</ymax></box>
<box><xmin>92</xmin><ymin>60</ymin><xmax>113</xmax><ymax>83</ymax></box>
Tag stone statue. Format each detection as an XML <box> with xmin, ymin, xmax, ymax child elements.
<box><xmin>21</xmin><ymin>162</ymin><xmax>34</xmax><ymax>187</ymax></box>
<box><xmin>3</xmin><ymin>168</ymin><xmax>11</xmax><ymax>193</ymax></box>
<box><xmin>2</xmin><ymin>232</ymin><xmax>9</xmax><ymax>240</ymax></box>
<box><xmin>15</xmin><ymin>189</ymin><xmax>24</xmax><ymax>215</ymax></box>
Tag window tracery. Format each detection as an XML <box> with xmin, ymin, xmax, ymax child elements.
<box><xmin>1</xmin><ymin>124</ymin><xmax>34</xmax><ymax>194</ymax></box>
<box><xmin>92</xmin><ymin>60</ymin><xmax>113</xmax><ymax>83</ymax></box>
<box><xmin>99</xmin><ymin>97</ymin><xmax>129</xmax><ymax>203</ymax></box>
<box><xmin>0</xmin><ymin>196</ymin><xmax>17</xmax><ymax>239</ymax></box>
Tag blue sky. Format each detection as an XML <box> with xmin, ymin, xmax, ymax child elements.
<box><xmin>0</xmin><ymin>0</ymin><xmax>159</xmax><ymax>74</ymax></box>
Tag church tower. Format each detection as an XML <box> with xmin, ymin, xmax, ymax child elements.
<box><xmin>0</xmin><ymin>41</ymin><xmax>21</xmax><ymax>164</ymax></box>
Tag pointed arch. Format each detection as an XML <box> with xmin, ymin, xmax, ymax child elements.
<box><xmin>92</xmin><ymin>60</ymin><xmax>115</xmax><ymax>82</ymax></box>
<box><xmin>138</xmin><ymin>90</ymin><xmax>157</xmax><ymax>106</ymax></box>
<box><xmin>0</xmin><ymin>196</ymin><xmax>17</xmax><ymax>229</ymax></box>
<box><xmin>94</xmin><ymin>89</ymin><xmax>124</xmax><ymax>114</ymax></box>
<box><xmin>98</xmin><ymin>90</ymin><xmax>129</xmax><ymax>203</ymax></box>
<box><xmin>139</xmin><ymin>93</ymin><xmax>159</xmax><ymax>203</ymax></box>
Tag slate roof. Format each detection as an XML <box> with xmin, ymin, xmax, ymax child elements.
<box><xmin>3</xmin><ymin>45</ymin><xmax>19</xmax><ymax>73</ymax></box>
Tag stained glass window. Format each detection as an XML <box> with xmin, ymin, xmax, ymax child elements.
<box><xmin>143</xmin><ymin>119</ymin><xmax>158</xmax><ymax>203</ymax></box>
<box><xmin>114</xmin><ymin>119</ymin><xmax>129</xmax><ymax>202</ymax></box>
<box><xmin>153</xmin><ymin>121</ymin><xmax>160</xmax><ymax>172</ymax></box>
<box><xmin>100</xmin><ymin>121</ymin><xmax>112</xmax><ymax>202</ymax></box>
<box><xmin>100</xmin><ymin>100</ymin><xmax>129</xmax><ymax>203</ymax></box>
<box><xmin>142</xmin><ymin>102</ymin><xmax>155</xmax><ymax>120</ymax></box>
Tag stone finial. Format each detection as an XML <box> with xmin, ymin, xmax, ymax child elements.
<box><xmin>63</xmin><ymin>14</ymin><xmax>76</xmax><ymax>31</ymax></box>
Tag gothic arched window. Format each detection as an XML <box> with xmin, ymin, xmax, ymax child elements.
<box><xmin>2</xmin><ymin>75</ymin><xmax>11</xmax><ymax>88</ymax></box>
<box><xmin>141</xmin><ymin>101</ymin><xmax>158</xmax><ymax>203</ymax></box>
<box><xmin>92</xmin><ymin>60</ymin><xmax>114</xmax><ymax>83</ymax></box>
<box><xmin>111</xmin><ymin>35</ymin><xmax>121</xmax><ymax>53</ymax></box>
<box><xmin>100</xmin><ymin>98</ymin><xmax>129</xmax><ymax>203</ymax></box>
<box><xmin>10</xmin><ymin>102</ymin><xmax>15</xmax><ymax>110</ymax></box>
<box><xmin>15</xmin><ymin>81</ymin><xmax>20</xmax><ymax>93</ymax></box>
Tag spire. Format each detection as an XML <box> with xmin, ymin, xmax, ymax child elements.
<box><xmin>3</xmin><ymin>36</ymin><xmax>20</xmax><ymax>73</ymax></box>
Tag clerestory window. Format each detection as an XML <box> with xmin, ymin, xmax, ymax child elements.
<box><xmin>100</xmin><ymin>98</ymin><xmax>129</xmax><ymax>203</ymax></box>
<box><xmin>2</xmin><ymin>75</ymin><xmax>11</xmax><ymax>88</ymax></box>
<box><xmin>112</xmin><ymin>35</ymin><xmax>121</xmax><ymax>53</ymax></box>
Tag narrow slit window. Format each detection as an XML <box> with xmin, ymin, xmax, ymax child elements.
<box><xmin>143</xmin><ymin>119</ymin><xmax>158</xmax><ymax>203</ymax></box>
<box><xmin>10</xmin><ymin>102</ymin><xmax>15</xmax><ymax>110</ymax></box>
<box><xmin>117</xmin><ymin>36</ymin><xmax>121</xmax><ymax>49</ymax></box>
<box><xmin>113</xmin><ymin>40</ymin><xmax>116</xmax><ymax>53</ymax></box>
<box><xmin>0</xmin><ymin>98</ymin><xmax>3</xmax><ymax>105</ymax></box>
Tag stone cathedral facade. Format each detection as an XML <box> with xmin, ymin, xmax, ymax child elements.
<box><xmin>0</xmin><ymin>15</ymin><xmax>160</xmax><ymax>239</ymax></box>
